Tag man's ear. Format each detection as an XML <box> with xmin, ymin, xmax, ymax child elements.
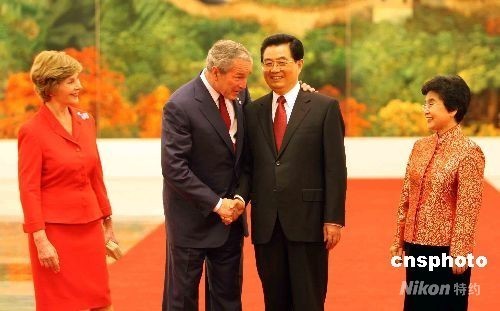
<box><xmin>213</xmin><ymin>67</ymin><xmax>222</xmax><ymax>80</ymax></box>
<box><xmin>296</xmin><ymin>59</ymin><xmax>304</xmax><ymax>72</ymax></box>
<box><xmin>208</xmin><ymin>66</ymin><xmax>219</xmax><ymax>80</ymax></box>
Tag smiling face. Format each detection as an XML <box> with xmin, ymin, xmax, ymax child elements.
<box><xmin>50</xmin><ymin>73</ymin><xmax>82</xmax><ymax>107</ymax></box>
<box><xmin>211</xmin><ymin>58</ymin><xmax>252</xmax><ymax>100</ymax></box>
<box><xmin>262</xmin><ymin>43</ymin><xmax>303</xmax><ymax>95</ymax></box>
<box><xmin>423</xmin><ymin>91</ymin><xmax>458</xmax><ymax>134</ymax></box>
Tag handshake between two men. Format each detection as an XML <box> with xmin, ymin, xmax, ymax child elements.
<box><xmin>216</xmin><ymin>198</ymin><xmax>245</xmax><ymax>225</ymax></box>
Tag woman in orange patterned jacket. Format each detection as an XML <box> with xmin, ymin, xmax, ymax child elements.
<box><xmin>390</xmin><ymin>75</ymin><xmax>485</xmax><ymax>311</ymax></box>
<box><xmin>18</xmin><ymin>51</ymin><xmax>117</xmax><ymax>311</ymax></box>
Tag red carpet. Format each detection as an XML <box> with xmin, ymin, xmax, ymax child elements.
<box><xmin>109</xmin><ymin>179</ymin><xmax>500</xmax><ymax>310</ymax></box>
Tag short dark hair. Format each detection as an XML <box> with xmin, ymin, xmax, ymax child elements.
<box><xmin>421</xmin><ymin>75</ymin><xmax>471</xmax><ymax>123</ymax></box>
<box><xmin>260</xmin><ymin>33</ymin><xmax>304</xmax><ymax>63</ymax></box>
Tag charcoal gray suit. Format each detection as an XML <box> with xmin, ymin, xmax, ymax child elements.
<box><xmin>237</xmin><ymin>89</ymin><xmax>347</xmax><ymax>310</ymax></box>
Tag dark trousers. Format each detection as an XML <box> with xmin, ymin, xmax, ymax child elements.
<box><xmin>162</xmin><ymin>223</ymin><xmax>243</xmax><ymax>311</ymax></box>
<box><xmin>255</xmin><ymin>219</ymin><xmax>328</xmax><ymax>311</ymax></box>
<box><xmin>205</xmin><ymin>240</ymin><xmax>244</xmax><ymax>311</ymax></box>
<box><xmin>403</xmin><ymin>242</ymin><xmax>472</xmax><ymax>311</ymax></box>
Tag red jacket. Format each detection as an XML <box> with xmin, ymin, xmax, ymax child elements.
<box><xmin>18</xmin><ymin>104</ymin><xmax>112</xmax><ymax>233</ymax></box>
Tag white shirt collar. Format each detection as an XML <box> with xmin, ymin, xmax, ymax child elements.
<box><xmin>200</xmin><ymin>68</ymin><xmax>221</xmax><ymax>105</ymax></box>
<box><xmin>272</xmin><ymin>82</ymin><xmax>300</xmax><ymax>110</ymax></box>
<box><xmin>271</xmin><ymin>82</ymin><xmax>300</xmax><ymax>122</ymax></box>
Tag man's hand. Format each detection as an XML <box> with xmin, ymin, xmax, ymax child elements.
<box><xmin>231</xmin><ymin>198</ymin><xmax>245</xmax><ymax>220</ymax></box>
<box><xmin>300</xmin><ymin>81</ymin><xmax>316</xmax><ymax>93</ymax></box>
<box><xmin>323</xmin><ymin>224</ymin><xmax>341</xmax><ymax>250</ymax></box>
<box><xmin>217</xmin><ymin>199</ymin><xmax>235</xmax><ymax>225</ymax></box>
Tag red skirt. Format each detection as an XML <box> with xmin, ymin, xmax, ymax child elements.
<box><xmin>28</xmin><ymin>220</ymin><xmax>111</xmax><ymax>311</ymax></box>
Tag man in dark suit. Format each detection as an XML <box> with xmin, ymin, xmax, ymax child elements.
<box><xmin>161</xmin><ymin>40</ymin><xmax>251</xmax><ymax>311</ymax></box>
<box><xmin>237</xmin><ymin>33</ymin><xmax>347</xmax><ymax>311</ymax></box>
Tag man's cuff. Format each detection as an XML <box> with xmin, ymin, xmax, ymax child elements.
<box><xmin>234</xmin><ymin>195</ymin><xmax>245</xmax><ymax>206</ymax></box>
<box><xmin>213</xmin><ymin>198</ymin><xmax>222</xmax><ymax>212</ymax></box>
<box><xmin>324</xmin><ymin>223</ymin><xmax>343</xmax><ymax>228</ymax></box>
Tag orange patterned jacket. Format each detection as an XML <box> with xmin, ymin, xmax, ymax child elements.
<box><xmin>392</xmin><ymin>125</ymin><xmax>485</xmax><ymax>257</ymax></box>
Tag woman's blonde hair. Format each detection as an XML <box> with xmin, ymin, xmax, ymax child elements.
<box><xmin>30</xmin><ymin>50</ymin><xmax>82</xmax><ymax>102</ymax></box>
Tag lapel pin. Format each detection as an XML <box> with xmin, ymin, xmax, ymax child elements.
<box><xmin>76</xmin><ymin>111</ymin><xmax>90</xmax><ymax>120</ymax></box>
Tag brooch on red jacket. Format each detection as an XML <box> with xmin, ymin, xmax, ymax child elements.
<box><xmin>76</xmin><ymin>111</ymin><xmax>90</xmax><ymax>120</ymax></box>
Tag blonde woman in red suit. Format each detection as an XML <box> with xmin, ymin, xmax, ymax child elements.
<box><xmin>18</xmin><ymin>50</ymin><xmax>117</xmax><ymax>311</ymax></box>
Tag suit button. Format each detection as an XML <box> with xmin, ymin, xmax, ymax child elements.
<box><xmin>273</xmin><ymin>189</ymin><xmax>277</xmax><ymax>192</ymax></box>
<box><xmin>275</xmin><ymin>161</ymin><xmax>280</xmax><ymax>166</ymax></box>
<box><xmin>76</xmin><ymin>148</ymin><xmax>81</xmax><ymax>152</ymax></box>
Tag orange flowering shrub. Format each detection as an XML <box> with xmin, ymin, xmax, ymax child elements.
<box><xmin>0</xmin><ymin>47</ymin><xmax>136</xmax><ymax>138</ymax></box>
<box><xmin>0</xmin><ymin>73</ymin><xmax>39</xmax><ymax>138</ymax></box>
<box><xmin>65</xmin><ymin>47</ymin><xmax>136</xmax><ymax>137</ymax></box>
<box><xmin>319</xmin><ymin>84</ymin><xmax>370</xmax><ymax>136</ymax></box>
<box><xmin>135</xmin><ymin>85</ymin><xmax>171</xmax><ymax>138</ymax></box>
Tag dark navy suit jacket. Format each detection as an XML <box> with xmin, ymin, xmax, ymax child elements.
<box><xmin>161</xmin><ymin>75</ymin><xmax>249</xmax><ymax>248</ymax></box>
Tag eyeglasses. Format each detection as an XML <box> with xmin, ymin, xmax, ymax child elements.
<box><xmin>422</xmin><ymin>102</ymin><xmax>436</xmax><ymax>110</ymax></box>
<box><xmin>262</xmin><ymin>59</ymin><xmax>296</xmax><ymax>70</ymax></box>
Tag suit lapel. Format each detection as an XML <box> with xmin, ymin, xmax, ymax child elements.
<box><xmin>257</xmin><ymin>93</ymin><xmax>277</xmax><ymax>158</ymax></box>
<box><xmin>277</xmin><ymin>90</ymin><xmax>311</xmax><ymax>158</ymax></box>
<box><xmin>69</xmin><ymin>106</ymin><xmax>83</xmax><ymax>141</ymax></box>
<box><xmin>40</xmin><ymin>104</ymin><xmax>79</xmax><ymax>145</ymax></box>
<box><xmin>234</xmin><ymin>99</ymin><xmax>244</xmax><ymax>163</ymax></box>
<box><xmin>195</xmin><ymin>78</ymin><xmax>234</xmax><ymax>154</ymax></box>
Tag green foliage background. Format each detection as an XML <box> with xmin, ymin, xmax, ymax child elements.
<box><xmin>0</xmin><ymin>0</ymin><xmax>498</xmax><ymax>136</ymax></box>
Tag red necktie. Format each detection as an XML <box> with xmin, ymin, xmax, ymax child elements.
<box><xmin>273</xmin><ymin>96</ymin><xmax>287</xmax><ymax>151</ymax></box>
<box><xmin>218</xmin><ymin>95</ymin><xmax>231</xmax><ymax>131</ymax></box>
